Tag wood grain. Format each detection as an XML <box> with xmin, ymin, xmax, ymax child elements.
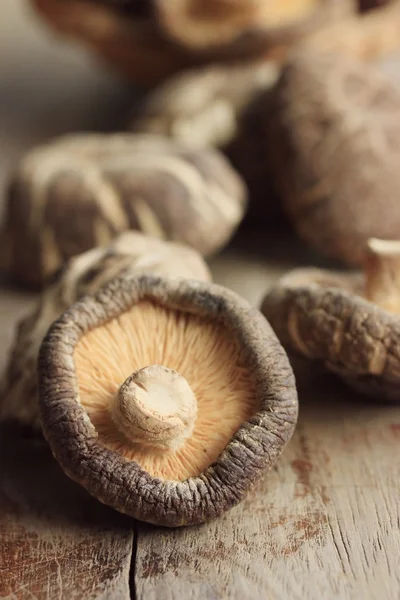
<box><xmin>0</xmin><ymin>423</ymin><xmax>134</xmax><ymax>599</ymax></box>
<box><xmin>134</xmin><ymin>365</ymin><xmax>400</xmax><ymax>600</ymax></box>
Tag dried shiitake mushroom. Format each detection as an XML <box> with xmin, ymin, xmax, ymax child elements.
<box><xmin>268</xmin><ymin>49</ymin><xmax>400</xmax><ymax>266</ymax></box>
<box><xmin>38</xmin><ymin>275</ymin><xmax>298</xmax><ymax>526</ymax></box>
<box><xmin>131</xmin><ymin>61</ymin><xmax>280</xmax><ymax>149</ymax></box>
<box><xmin>31</xmin><ymin>0</ymin><xmax>196</xmax><ymax>85</ymax></box>
<box><xmin>262</xmin><ymin>238</ymin><xmax>400</xmax><ymax>403</ymax></box>
<box><xmin>0</xmin><ymin>232</ymin><xmax>211</xmax><ymax>429</ymax></box>
<box><xmin>152</xmin><ymin>0</ymin><xmax>353</xmax><ymax>56</ymax></box>
<box><xmin>3</xmin><ymin>133</ymin><xmax>246</xmax><ymax>287</ymax></box>
<box><xmin>304</xmin><ymin>1</ymin><xmax>400</xmax><ymax>61</ymax></box>
<box><xmin>130</xmin><ymin>61</ymin><xmax>281</xmax><ymax>220</ymax></box>
<box><xmin>31</xmin><ymin>0</ymin><xmax>353</xmax><ymax>85</ymax></box>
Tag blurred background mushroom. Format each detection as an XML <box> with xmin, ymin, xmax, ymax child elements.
<box><xmin>129</xmin><ymin>60</ymin><xmax>283</xmax><ymax>221</ymax></box>
<box><xmin>0</xmin><ymin>231</ymin><xmax>211</xmax><ymax>430</ymax></box>
<box><xmin>130</xmin><ymin>61</ymin><xmax>280</xmax><ymax>150</ymax></box>
<box><xmin>303</xmin><ymin>0</ymin><xmax>400</xmax><ymax>61</ymax></box>
<box><xmin>267</xmin><ymin>49</ymin><xmax>400</xmax><ymax>265</ymax></box>
<box><xmin>126</xmin><ymin>1</ymin><xmax>400</xmax><ymax>228</ymax></box>
<box><xmin>5</xmin><ymin>0</ymin><xmax>400</xmax><ymax>264</ymax></box>
<box><xmin>30</xmin><ymin>0</ymin><xmax>355</xmax><ymax>85</ymax></box>
<box><xmin>2</xmin><ymin>133</ymin><xmax>246</xmax><ymax>287</ymax></box>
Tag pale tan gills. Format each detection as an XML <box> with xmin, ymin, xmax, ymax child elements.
<box><xmin>74</xmin><ymin>301</ymin><xmax>258</xmax><ymax>481</ymax></box>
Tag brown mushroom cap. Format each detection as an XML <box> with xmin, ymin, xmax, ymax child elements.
<box><xmin>3</xmin><ymin>133</ymin><xmax>246</xmax><ymax>287</ymax></box>
<box><xmin>0</xmin><ymin>232</ymin><xmax>211</xmax><ymax>429</ymax></box>
<box><xmin>131</xmin><ymin>61</ymin><xmax>280</xmax><ymax>149</ymax></box>
<box><xmin>268</xmin><ymin>49</ymin><xmax>400</xmax><ymax>266</ymax></box>
<box><xmin>261</xmin><ymin>240</ymin><xmax>400</xmax><ymax>403</ymax></box>
<box><xmin>30</xmin><ymin>0</ymin><xmax>353</xmax><ymax>84</ymax></box>
<box><xmin>130</xmin><ymin>61</ymin><xmax>283</xmax><ymax>220</ymax></box>
<box><xmin>38</xmin><ymin>275</ymin><xmax>298</xmax><ymax>526</ymax></box>
<box><xmin>153</xmin><ymin>0</ymin><xmax>353</xmax><ymax>56</ymax></box>
<box><xmin>30</xmin><ymin>0</ymin><xmax>196</xmax><ymax>86</ymax></box>
<box><xmin>303</xmin><ymin>1</ymin><xmax>400</xmax><ymax>62</ymax></box>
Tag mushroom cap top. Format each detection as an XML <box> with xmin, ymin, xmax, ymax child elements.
<box><xmin>38</xmin><ymin>275</ymin><xmax>298</xmax><ymax>527</ymax></box>
<box><xmin>261</xmin><ymin>267</ymin><xmax>400</xmax><ymax>403</ymax></box>
<box><xmin>153</xmin><ymin>0</ymin><xmax>353</xmax><ymax>54</ymax></box>
<box><xmin>30</xmin><ymin>0</ymin><xmax>352</xmax><ymax>85</ymax></box>
<box><xmin>131</xmin><ymin>61</ymin><xmax>279</xmax><ymax>149</ymax></box>
<box><xmin>4</xmin><ymin>132</ymin><xmax>246</xmax><ymax>286</ymax></box>
<box><xmin>268</xmin><ymin>49</ymin><xmax>400</xmax><ymax>266</ymax></box>
<box><xmin>1</xmin><ymin>232</ymin><xmax>211</xmax><ymax>428</ymax></box>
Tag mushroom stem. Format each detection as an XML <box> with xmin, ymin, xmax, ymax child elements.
<box><xmin>364</xmin><ymin>238</ymin><xmax>400</xmax><ymax>314</ymax></box>
<box><xmin>112</xmin><ymin>365</ymin><xmax>198</xmax><ymax>452</ymax></box>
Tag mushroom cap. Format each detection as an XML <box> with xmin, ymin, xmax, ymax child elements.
<box><xmin>4</xmin><ymin>133</ymin><xmax>246</xmax><ymax>287</ymax></box>
<box><xmin>1</xmin><ymin>232</ymin><xmax>211</xmax><ymax>429</ymax></box>
<box><xmin>131</xmin><ymin>61</ymin><xmax>279</xmax><ymax>149</ymax></box>
<box><xmin>268</xmin><ymin>50</ymin><xmax>400</xmax><ymax>265</ymax></box>
<box><xmin>30</xmin><ymin>0</ymin><xmax>352</xmax><ymax>84</ymax></box>
<box><xmin>38</xmin><ymin>275</ymin><xmax>298</xmax><ymax>526</ymax></box>
<box><xmin>130</xmin><ymin>61</ymin><xmax>283</xmax><ymax>220</ymax></box>
<box><xmin>153</xmin><ymin>0</ymin><xmax>353</xmax><ymax>56</ymax></box>
<box><xmin>261</xmin><ymin>267</ymin><xmax>400</xmax><ymax>403</ymax></box>
<box><xmin>30</xmin><ymin>0</ymin><xmax>196</xmax><ymax>86</ymax></box>
<box><xmin>225</xmin><ymin>74</ymin><xmax>283</xmax><ymax>222</ymax></box>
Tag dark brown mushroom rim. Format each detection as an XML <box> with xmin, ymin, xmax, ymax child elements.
<box><xmin>262</xmin><ymin>262</ymin><xmax>400</xmax><ymax>404</ymax></box>
<box><xmin>38</xmin><ymin>275</ymin><xmax>298</xmax><ymax>527</ymax></box>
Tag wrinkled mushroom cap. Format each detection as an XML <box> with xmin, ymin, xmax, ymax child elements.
<box><xmin>3</xmin><ymin>133</ymin><xmax>246</xmax><ymax>286</ymax></box>
<box><xmin>0</xmin><ymin>232</ymin><xmax>211</xmax><ymax>429</ymax></box>
<box><xmin>153</xmin><ymin>0</ymin><xmax>353</xmax><ymax>55</ymax></box>
<box><xmin>30</xmin><ymin>0</ymin><xmax>353</xmax><ymax>84</ymax></box>
<box><xmin>38</xmin><ymin>275</ymin><xmax>298</xmax><ymax>526</ymax></box>
<box><xmin>130</xmin><ymin>60</ymin><xmax>285</xmax><ymax>220</ymax></box>
<box><xmin>131</xmin><ymin>61</ymin><xmax>279</xmax><ymax>149</ymax></box>
<box><xmin>262</xmin><ymin>266</ymin><xmax>400</xmax><ymax>403</ymax></box>
<box><xmin>302</xmin><ymin>1</ymin><xmax>400</xmax><ymax>62</ymax></box>
<box><xmin>268</xmin><ymin>49</ymin><xmax>400</xmax><ymax>265</ymax></box>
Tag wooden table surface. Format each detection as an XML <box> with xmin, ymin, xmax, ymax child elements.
<box><xmin>1</xmin><ymin>2</ymin><xmax>399</xmax><ymax>599</ymax></box>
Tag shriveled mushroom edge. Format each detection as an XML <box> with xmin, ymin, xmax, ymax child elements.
<box><xmin>38</xmin><ymin>275</ymin><xmax>298</xmax><ymax>527</ymax></box>
<box><xmin>261</xmin><ymin>270</ymin><xmax>400</xmax><ymax>403</ymax></box>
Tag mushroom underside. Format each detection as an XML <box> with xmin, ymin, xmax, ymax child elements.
<box><xmin>74</xmin><ymin>299</ymin><xmax>258</xmax><ymax>481</ymax></box>
<box><xmin>39</xmin><ymin>276</ymin><xmax>298</xmax><ymax>526</ymax></box>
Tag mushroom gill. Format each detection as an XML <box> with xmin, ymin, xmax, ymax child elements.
<box><xmin>74</xmin><ymin>300</ymin><xmax>258</xmax><ymax>481</ymax></box>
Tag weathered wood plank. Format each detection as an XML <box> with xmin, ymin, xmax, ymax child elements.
<box><xmin>0</xmin><ymin>422</ymin><xmax>134</xmax><ymax>600</ymax></box>
<box><xmin>134</xmin><ymin>366</ymin><xmax>400</xmax><ymax>600</ymax></box>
